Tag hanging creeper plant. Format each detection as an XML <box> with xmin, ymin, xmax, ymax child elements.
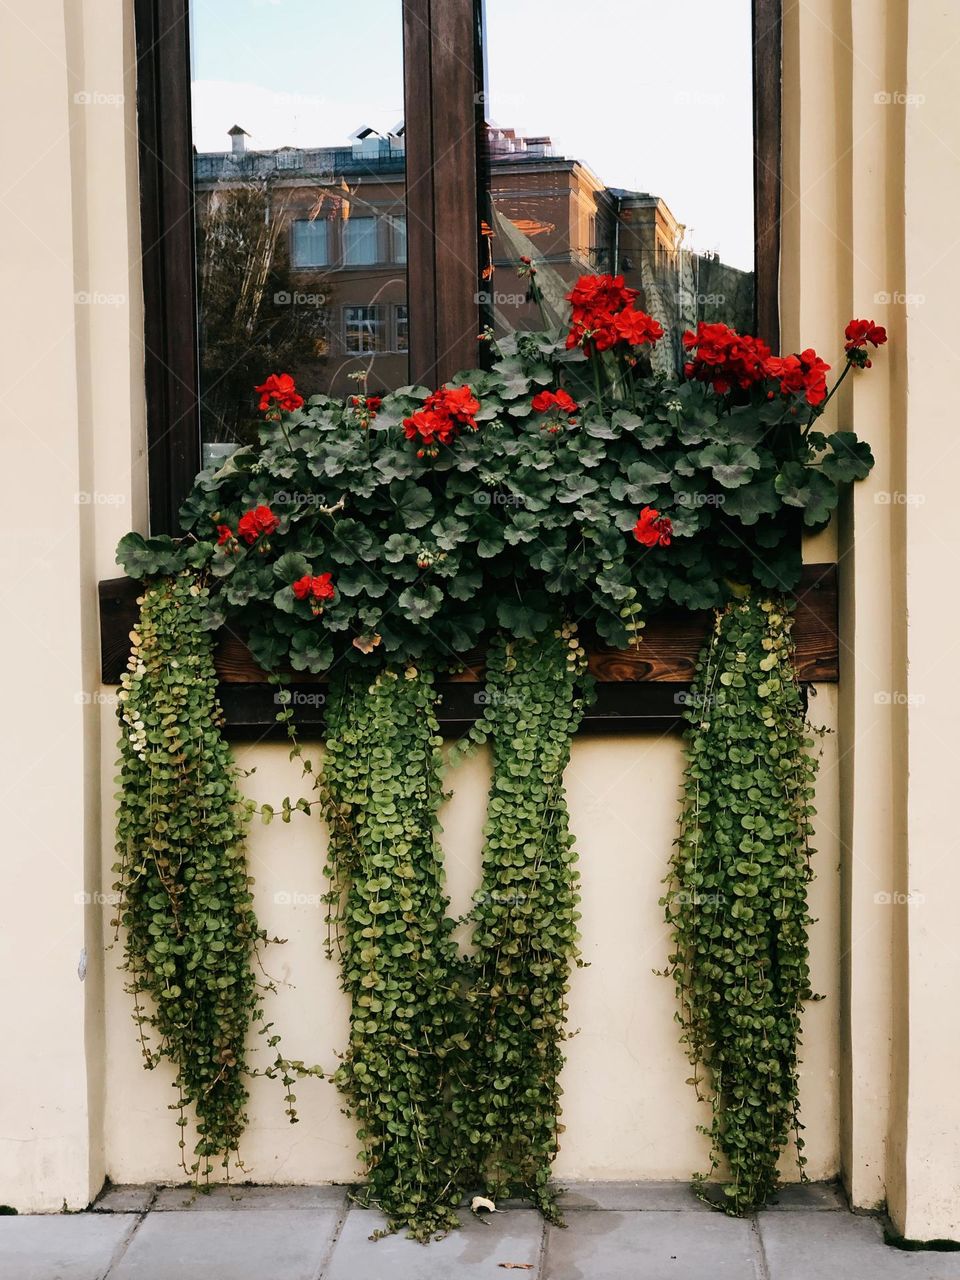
<box><xmin>456</xmin><ymin>623</ymin><xmax>588</xmax><ymax>1220</ymax></box>
<box><xmin>663</xmin><ymin>595</ymin><xmax>819</xmax><ymax>1215</ymax></box>
<box><xmin>319</xmin><ymin>664</ymin><xmax>464</xmax><ymax>1241</ymax></box>
<box><xmin>113</xmin><ymin>573</ymin><xmax>320</xmax><ymax>1176</ymax></box>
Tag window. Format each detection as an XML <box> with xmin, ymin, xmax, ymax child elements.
<box><xmin>292</xmin><ymin>220</ymin><xmax>330</xmax><ymax>269</ymax></box>
<box><xmin>391</xmin><ymin>215</ymin><xmax>407</xmax><ymax>264</ymax></box>
<box><xmin>343</xmin><ymin>216</ymin><xmax>379</xmax><ymax>266</ymax></box>
<box><xmin>344</xmin><ymin>305</ymin><xmax>384</xmax><ymax>354</ymax></box>
<box><xmin>394</xmin><ymin>303</ymin><xmax>409</xmax><ymax>352</ymax></box>
<box><xmin>133</xmin><ymin>0</ymin><xmax>778</xmax><ymax>531</ymax></box>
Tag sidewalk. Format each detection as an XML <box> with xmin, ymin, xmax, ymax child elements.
<box><xmin>1</xmin><ymin>1182</ymin><xmax>957</xmax><ymax>1280</ymax></box>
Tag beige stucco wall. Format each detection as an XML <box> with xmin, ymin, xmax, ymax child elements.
<box><xmin>98</xmin><ymin>715</ymin><xmax>841</xmax><ymax>1188</ymax></box>
<box><xmin>3</xmin><ymin>0</ymin><xmax>960</xmax><ymax>1241</ymax></box>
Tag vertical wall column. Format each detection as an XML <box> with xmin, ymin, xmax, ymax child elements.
<box><xmin>887</xmin><ymin>0</ymin><xmax>960</xmax><ymax>1241</ymax></box>
<box><xmin>0</xmin><ymin>0</ymin><xmax>104</xmax><ymax>1211</ymax></box>
<box><xmin>0</xmin><ymin>0</ymin><xmax>146</xmax><ymax>1211</ymax></box>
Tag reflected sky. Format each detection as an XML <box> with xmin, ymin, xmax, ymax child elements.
<box><xmin>191</xmin><ymin>0</ymin><xmax>754</xmax><ymax>269</ymax></box>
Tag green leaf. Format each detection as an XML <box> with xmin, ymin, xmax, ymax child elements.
<box><xmin>116</xmin><ymin>532</ymin><xmax>183</xmax><ymax>578</ymax></box>
<box><xmin>696</xmin><ymin>444</ymin><xmax>761</xmax><ymax>489</ymax></box>
<box><xmin>820</xmin><ymin>431</ymin><xmax>875</xmax><ymax>483</ymax></box>
<box><xmin>775</xmin><ymin>463</ymin><xmax>839</xmax><ymax>526</ymax></box>
<box><xmin>273</xmin><ymin>551</ymin><xmax>311</xmax><ymax>583</ymax></box>
<box><xmin>495</xmin><ymin>600</ymin><xmax>551</xmax><ymax>639</ymax></box>
<box><xmin>398</xmin><ymin>584</ymin><xmax>443</xmax><ymax>622</ymax></box>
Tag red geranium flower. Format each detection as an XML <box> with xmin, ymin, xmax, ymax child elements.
<box><xmin>564</xmin><ymin>274</ymin><xmax>657</xmax><ymax>355</ymax></box>
<box><xmin>255</xmin><ymin>372</ymin><xmax>304</xmax><ymax>413</ymax></box>
<box><xmin>366</xmin><ymin>396</ymin><xmax>383</xmax><ymax>412</ymax></box>
<box><xmin>844</xmin><ymin>318</ymin><xmax>887</xmax><ymax>351</ymax></box>
<box><xmin>615</xmin><ymin>308</ymin><xmax>664</xmax><ymax>347</ymax></box>
<box><xmin>765</xmin><ymin>349</ymin><xmax>831</xmax><ymax>407</ymax></box>
<box><xmin>403</xmin><ymin>384</ymin><xmax>480</xmax><ymax>450</ymax></box>
<box><xmin>844</xmin><ymin>318</ymin><xmax>887</xmax><ymax>367</ymax></box>
<box><xmin>292</xmin><ymin>572</ymin><xmax>335</xmax><ymax>602</ymax></box>
<box><xmin>531</xmin><ymin>388</ymin><xmax>579</xmax><ymax>414</ymax></box>
<box><xmin>216</xmin><ymin>524</ymin><xmax>234</xmax><ymax>546</ymax></box>
<box><xmin>633</xmin><ymin>507</ymin><xmax>672</xmax><ymax>548</ymax></box>
<box><xmin>682</xmin><ymin>322</ymin><xmax>772</xmax><ymax>395</ymax></box>
<box><xmin>237</xmin><ymin>504</ymin><xmax>280</xmax><ymax>544</ymax></box>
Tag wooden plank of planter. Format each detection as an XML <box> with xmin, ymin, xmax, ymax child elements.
<box><xmin>99</xmin><ymin>562</ymin><xmax>838</xmax><ymax>698</ymax></box>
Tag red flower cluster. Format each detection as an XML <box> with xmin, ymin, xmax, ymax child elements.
<box><xmin>683</xmin><ymin>321</ymin><xmax>834</xmax><ymax>407</ymax></box>
<box><xmin>350</xmin><ymin>394</ymin><xmax>382</xmax><ymax>417</ymax></box>
<box><xmin>255</xmin><ymin>372</ymin><xmax>304</xmax><ymax>414</ymax></box>
<box><xmin>531</xmin><ymin>388</ymin><xmax>578</xmax><ymax>415</ymax></box>
<box><xmin>765</xmin><ymin>350</ymin><xmax>831</xmax><ymax>407</ymax></box>
<box><xmin>844</xmin><ymin>318</ymin><xmax>887</xmax><ymax>351</ymax></box>
<box><xmin>403</xmin><ymin>385</ymin><xmax>480</xmax><ymax>452</ymax></box>
<box><xmin>565</xmin><ymin>274</ymin><xmax>664</xmax><ymax>354</ymax></box>
<box><xmin>216</xmin><ymin>524</ymin><xmax>234</xmax><ymax>547</ymax></box>
<box><xmin>633</xmin><ymin>506</ymin><xmax>672</xmax><ymax>548</ymax></box>
<box><xmin>236</xmin><ymin>505</ymin><xmax>279</xmax><ymax>545</ymax></box>
<box><xmin>844</xmin><ymin>318</ymin><xmax>888</xmax><ymax>368</ymax></box>
<box><xmin>292</xmin><ymin>572</ymin><xmax>335</xmax><ymax>614</ymax></box>
<box><xmin>682</xmin><ymin>322</ymin><xmax>773</xmax><ymax>395</ymax></box>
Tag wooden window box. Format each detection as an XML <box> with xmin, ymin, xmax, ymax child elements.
<box><xmin>98</xmin><ymin>561</ymin><xmax>836</xmax><ymax>735</ymax></box>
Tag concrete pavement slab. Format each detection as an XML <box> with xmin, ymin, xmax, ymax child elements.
<box><xmin>324</xmin><ymin>1206</ymin><xmax>544</xmax><ymax>1280</ymax></box>
<box><xmin>0</xmin><ymin>1214</ymin><xmax>134</xmax><ymax>1280</ymax></box>
<box><xmin>758</xmin><ymin>1211</ymin><xmax>960</xmax><ymax>1279</ymax></box>
<box><xmin>543</xmin><ymin>1209</ymin><xmax>759</xmax><ymax>1280</ymax></box>
<box><xmin>108</xmin><ymin>1208</ymin><xmax>341</xmax><ymax>1280</ymax></box>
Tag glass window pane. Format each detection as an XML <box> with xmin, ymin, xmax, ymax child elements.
<box><xmin>481</xmin><ymin>0</ymin><xmax>755</xmax><ymax>372</ymax></box>
<box><xmin>343</xmin><ymin>216</ymin><xmax>379</xmax><ymax>266</ymax></box>
<box><xmin>190</xmin><ymin>0</ymin><xmax>408</xmax><ymax>461</ymax></box>
<box><xmin>395</xmin><ymin>303</ymin><xmax>409</xmax><ymax>352</ymax></box>
<box><xmin>391</xmin><ymin>214</ymin><xmax>407</xmax><ymax>264</ymax></box>
<box><xmin>344</xmin><ymin>305</ymin><xmax>384</xmax><ymax>354</ymax></box>
<box><xmin>292</xmin><ymin>219</ymin><xmax>330</xmax><ymax>268</ymax></box>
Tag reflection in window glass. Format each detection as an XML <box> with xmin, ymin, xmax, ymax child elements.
<box><xmin>344</xmin><ymin>305</ymin><xmax>384</xmax><ymax>355</ymax></box>
<box><xmin>391</xmin><ymin>215</ymin><xmax>407</xmax><ymax>264</ymax></box>
<box><xmin>292</xmin><ymin>219</ymin><xmax>330</xmax><ymax>268</ymax></box>
<box><xmin>481</xmin><ymin>0</ymin><xmax>755</xmax><ymax>372</ymax></box>
<box><xmin>190</xmin><ymin>0</ymin><xmax>408</xmax><ymax>459</ymax></box>
<box><xmin>395</xmin><ymin>303</ymin><xmax>409</xmax><ymax>352</ymax></box>
<box><xmin>343</xmin><ymin>216</ymin><xmax>379</xmax><ymax>266</ymax></box>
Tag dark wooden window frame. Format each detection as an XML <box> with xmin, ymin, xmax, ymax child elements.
<box><xmin>116</xmin><ymin>0</ymin><xmax>792</xmax><ymax>729</ymax></box>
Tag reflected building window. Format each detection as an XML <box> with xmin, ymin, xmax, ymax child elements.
<box><xmin>390</xmin><ymin>215</ymin><xmax>407</xmax><ymax>264</ymax></box>
<box><xmin>394</xmin><ymin>303</ymin><xmax>409</xmax><ymax>352</ymax></box>
<box><xmin>344</xmin><ymin>305</ymin><xmax>384</xmax><ymax>354</ymax></box>
<box><xmin>343</xmin><ymin>216</ymin><xmax>379</xmax><ymax>266</ymax></box>
<box><xmin>292</xmin><ymin>219</ymin><xmax>330</xmax><ymax>269</ymax></box>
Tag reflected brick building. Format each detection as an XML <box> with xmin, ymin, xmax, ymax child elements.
<box><xmin>194</xmin><ymin>124</ymin><xmax>752</xmax><ymax>407</ymax></box>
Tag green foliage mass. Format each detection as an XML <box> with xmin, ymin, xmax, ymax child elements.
<box><xmin>117</xmin><ymin>322</ymin><xmax>874</xmax><ymax>673</ymax></box>
<box><xmin>455</xmin><ymin>624</ymin><xmax>588</xmax><ymax>1219</ymax></box>
<box><xmin>318</xmin><ymin>664</ymin><xmax>465</xmax><ymax>1241</ymax></box>
<box><xmin>113</xmin><ymin>573</ymin><xmax>320</xmax><ymax>1176</ymax></box>
<box><xmin>663</xmin><ymin>595</ymin><xmax>819</xmax><ymax>1214</ymax></box>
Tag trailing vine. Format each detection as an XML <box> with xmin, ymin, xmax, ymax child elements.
<box><xmin>663</xmin><ymin>594</ymin><xmax>818</xmax><ymax>1215</ymax></box>
<box><xmin>318</xmin><ymin>663</ymin><xmax>464</xmax><ymax>1241</ymax></box>
<box><xmin>456</xmin><ymin>623</ymin><xmax>588</xmax><ymax>1220</ymax></box>
<box><xmin>113</xmin><ymin>573</ymin><xmax>321</xmax><ymax>1177</ymax></box>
